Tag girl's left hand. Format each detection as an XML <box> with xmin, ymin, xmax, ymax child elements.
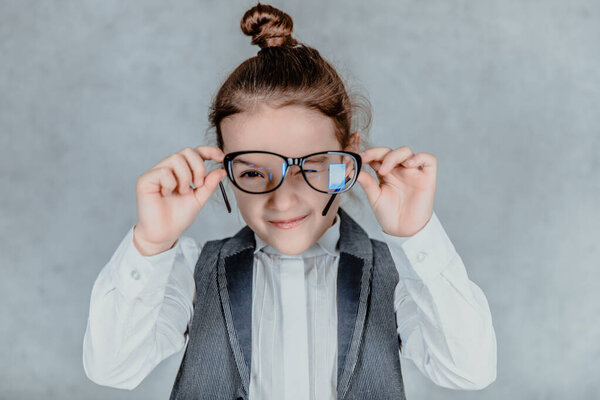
<box><xmin>356</xmin><ymin>146</ymin><xmax>437</xmax><ymax>237</ymax></box>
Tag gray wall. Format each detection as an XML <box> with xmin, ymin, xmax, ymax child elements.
<box><xmin>1</xmin><ymin>0</ymin><xmax>598</xmax><ymax>398</ymax></box>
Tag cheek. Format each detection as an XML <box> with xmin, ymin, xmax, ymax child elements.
<box><xmin>233</xmin><ymin>191</ymin><xmax>267</xmax><ymax>219</ymax></box>
<box><xmin>308</xmin><ymin>191</ymin><xmax>327</xmax><ymax>206</ymax></box>
<box><xmin>234</xmin><ymin>191</ymin><xmax>256</xmax><ymax>207</ymax></box>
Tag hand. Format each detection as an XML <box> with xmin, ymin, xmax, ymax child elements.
<box><xmin>134</xmin><ymin>146</ymin><xmax>228</xmax><ymax>256</ymax></box>
<box><xmin>356</xmin><ymin>146</ymin><xmax>437</xmax><ymax>237</ymax></box>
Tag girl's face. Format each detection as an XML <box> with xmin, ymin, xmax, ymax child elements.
<box><xmin>221</xmin><ymin>103</ymin><xmax>356</xmax><ymax>255</ymax></box>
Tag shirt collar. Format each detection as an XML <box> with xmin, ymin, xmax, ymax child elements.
<box><xmin>253</xmin><ymin>214</ymin><xmax>341</xmax><ymax>258</ymax></box>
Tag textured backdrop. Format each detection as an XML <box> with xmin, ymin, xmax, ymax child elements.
<box><xmin>1</xmin><ymin>0</ymin><xmax>598</xmax><ymax>399</ymax></box>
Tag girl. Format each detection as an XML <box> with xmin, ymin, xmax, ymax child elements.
<box><xmin>83</xmin><ymin>4</ymin><xmax>496</xmax><ymax>399</ymax></box>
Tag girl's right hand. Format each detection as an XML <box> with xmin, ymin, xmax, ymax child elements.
<box><xmin>133</xmin><ymin>146</ymin><xmax>228</xmax><ymax>256</ymax></box>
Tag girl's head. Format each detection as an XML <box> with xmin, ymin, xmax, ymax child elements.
<box><xmin>209</xmin><ymin>3</ymin><xmax>370</xmax><ymax>255</ymax></box>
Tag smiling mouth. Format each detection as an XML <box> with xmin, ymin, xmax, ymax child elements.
<box><xmin>268</xmin><ymin>214</ymin><xmax>309</xmax><ymax>230</ymax></box>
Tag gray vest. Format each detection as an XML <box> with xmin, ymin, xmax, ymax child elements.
<box><xmin>169</xmin><ymin>208</ymin><xmax>406</xmax><ymax>400</ymax></box>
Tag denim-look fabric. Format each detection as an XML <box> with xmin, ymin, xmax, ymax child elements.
<box><xmin>169</xmin><ymin>208</ymin><xmax>406</xmax><ymax>400</ymax></box>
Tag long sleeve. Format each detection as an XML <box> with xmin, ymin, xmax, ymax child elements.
<box><xmin>383</xmin><ymin>211</ymin><xmax>497</xmax><ymax>390</ymax></box>
<box><xmin>82</xmin><ymin>226</ymin><xmax>200</xmax><ymax>390</ymax></box>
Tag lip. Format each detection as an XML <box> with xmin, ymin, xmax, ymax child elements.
<box><xmin>268</xmin><ymin>214</ymin><xmax>309</xmax><ymax>230</ymax></box>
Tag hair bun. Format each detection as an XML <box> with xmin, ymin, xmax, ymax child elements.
<box><xmin>240</xmin><ymin>3</ymin><xmax>298</xmax><ymax>49</ymax></box>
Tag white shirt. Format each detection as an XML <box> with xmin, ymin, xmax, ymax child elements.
<box><xmin>83</xmin><ymin>211</ymin><xmax>497</xmax><ymax>397</ymax></box>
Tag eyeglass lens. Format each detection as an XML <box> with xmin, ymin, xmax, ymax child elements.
<box><xmin>230</xmin><ymin>152</ymin><xmax>357</xmax><ymax>193</ymax></box>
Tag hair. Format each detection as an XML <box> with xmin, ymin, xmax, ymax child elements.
<box><xmin>207</xmin><ymin>2</ymin><xmax>372</xmax><ymax>151</ymax></box>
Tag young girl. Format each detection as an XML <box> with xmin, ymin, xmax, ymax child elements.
<box><xmin>83</xmin><ymin>4</ymin><xmax>496</xmax><ymax>399</ymax></box>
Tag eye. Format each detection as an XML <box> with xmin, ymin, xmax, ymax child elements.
<box><xmin>240</xmin><ymin>170</ymin><xmax>264</xmax><ymax>179</ymax></box>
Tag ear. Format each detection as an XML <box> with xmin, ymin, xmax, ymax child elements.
<box><xmin>346</xmin><ymin>131</ymin><xmax>361</xmax><ymax>152</ymax></box>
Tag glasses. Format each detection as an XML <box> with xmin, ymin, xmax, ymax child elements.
<box><xmin>217</xmin><ymin>150</ymin><xmax>362</xmax><ymax>217</ymax></box>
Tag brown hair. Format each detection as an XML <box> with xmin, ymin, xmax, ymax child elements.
<box><xmin>208</xmin><ymin>2</ymin><xmax>371</xmax><ymax>150</ymax></box>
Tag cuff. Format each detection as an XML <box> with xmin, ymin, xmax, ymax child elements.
<box><xmin>109</xmin><ymin>226</ymin><xmax>179</xmax><ymax>301</ymax></box>
<box><xmin>381</xmin><ymin>211</ymin><xmax>457</xmax><ymax>282</ymax></box>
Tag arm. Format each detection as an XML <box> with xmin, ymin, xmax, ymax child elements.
<box><xmin>82</xmin><ymin>226</ymin><xmax>199</xmax><ymax>390</ymax></box>
<box><xmin>384</xmin><ymin>211</ymin><xmax>497</xmax><ymax>390</ymax></box>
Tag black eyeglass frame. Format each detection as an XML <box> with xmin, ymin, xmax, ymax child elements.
<box><xmin>217</xmin><ymin>150</ymin><xmax>362</xmax><ymax>217</ymax></box>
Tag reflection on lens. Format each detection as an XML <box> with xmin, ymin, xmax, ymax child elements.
<box><xmin>328</xmin><ymin>163</ymin><xmax>346</xmax><ymax>190</ymax></box>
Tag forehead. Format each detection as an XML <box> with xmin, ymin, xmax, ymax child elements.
<box><xmin>220</xmin><ymin>103</ymin><xmax>341</xmax><ymax>156</ymax></box>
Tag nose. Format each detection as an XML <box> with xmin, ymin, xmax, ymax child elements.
<box><xmin>265</xmin><ymin>165</ymin><xmax>304</xmax><ymax>211</ymax></box>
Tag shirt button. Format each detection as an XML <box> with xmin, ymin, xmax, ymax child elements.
<box><xmin>416</xmin><ymin>251</ymin><xmax>427</xmax><ymax>263</ymax></box>
<box><xmin>130</xmin><ymin>269</ymin><xmax>140</xmax><ymax>280</ymax></box>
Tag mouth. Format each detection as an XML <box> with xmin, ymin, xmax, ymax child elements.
<box><xmin>268</xmin><ymin>214</ymin><xmax>309</xmax><ymax>230</ymax></box>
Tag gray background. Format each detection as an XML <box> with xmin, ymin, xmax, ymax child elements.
<box><xmin>1</xmin><ymin>0</ymin><xmax>598</xmax><ymax>399</ymax></box>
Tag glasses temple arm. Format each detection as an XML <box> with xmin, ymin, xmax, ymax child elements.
<box><xmin>219</xmin><ymin>181</ymin><xmax>232</xmax><ymax>213</ymax></box>
<box><xmin>322</xmin><ymin>193</ymin><xmax>337</xmax><ymax>216</ymax></box>
<box><xmin>322</xmin><ymin>174</ymin><xmax>354</xmax><ymax>216</ymax></box>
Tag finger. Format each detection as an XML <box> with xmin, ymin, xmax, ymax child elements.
<box><xmin>356</xmin><ymin>170</ymin><xmax>381</xmax><ymax>206</ymax></box>
<box><xmin>168</xmin><ymin>153</ymin><xmax>194</xmax><ymax>195</ymax></box>
<box><xmin>137</xmin><ymin>167</ymin><xmax>176</xmax><ymax>197</ymax></box>
<box><xmin>401</xmin><ymin>152</ymin><xmax>437</xmax><ymax>170</ymax></box>
<box><xmin>359</xmin><ymin>147</ymin><xmax>393</xmax><ymax>166</ymax></box>
<box><xmin>194</xmin><ymin>145</ymin><xmax>225</xmax><ymax>163</ymax></box>
<box><xmin>360</xmin><ymin>147</ymin><xmax>392</xmax><ymax>177</ymax></box>
<box><xmin>150</xmin><ymin>167</ymin><xmax>178</xmax><ymax>197</ymax></box>
<box><xmin>193</xmin><ymin>168</ymin><xmax>228</xmax><ymax>205</ymax></box>
<box><xmin>151</xmin><ymin>146</ymin><xmax>224</xmax><ymax>172</ymax></box>
<box><xmin>378</xmin><ymin>147</ymin><xmax>415</xmax><ymax>175</ymax></box>
<box><xmin>181</xmin><ymin>147</ymin><xmax>207</xmax><ymax>188</ymax></box>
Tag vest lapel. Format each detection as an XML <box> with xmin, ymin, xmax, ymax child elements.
<box><xmin>217</xmin><ymin>226</ymin><xmax>255</xmax><ymax>395</ymax></box>
<box><xmin>336</xmin><ymin>208</ymin><xmax>374</xmax><ymax>399</ymax></box>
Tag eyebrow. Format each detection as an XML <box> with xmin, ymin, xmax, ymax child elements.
<box><xmin>304</xmin><ymin>155</ymin><xmax>328</xmax><ymax>163</ymax></box>
<box><xmin>233</xmin><ymin>157</ymin><xmax>256</xmax><ymax>167</ymax></box>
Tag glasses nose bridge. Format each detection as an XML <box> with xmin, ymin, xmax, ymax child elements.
<box><xmin>282</xmin><ymin>156</ymin><xmax>303</xmax><ymax>177</ymax></box>
<box><xmin>288</xmin><ymin>156</ymin><xmax>303</xmax><ymax>166</ymax></box>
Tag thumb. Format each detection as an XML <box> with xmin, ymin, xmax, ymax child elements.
<box><xmin>356</xmin><ymin>170</ymin><xmax>381</xmax><ymax>206</ymax></box>
<box><xmin>193</xmin><ymin>168</ymin><xmax>228</xmax><ymax>205</ymax></box>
